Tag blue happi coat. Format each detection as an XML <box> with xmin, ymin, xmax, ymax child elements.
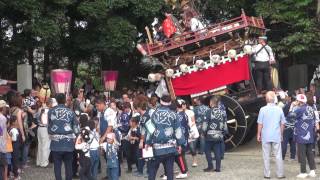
<box><xmin>48</xmin><ymin>104</ymin><xmax>79</xmax><ymax>152</ymax></box>
<box><xmin>294</xmin><ymin>105</ymin><xmax>316</xmax><ymax>144</ymax></box>
<box><xmin>193</xmin><ymin>104</ymin><xmax>210</xmax><ymax>133</ymax></box>
<box><xmin>177</xmin><ymin>111</ymin><xmax>189</xmax><ymax>146</ymax></box>
<box><xmin>145</xmin><ymin>105</ymin><xmax>186</xmax><ymax>156</ymax></box>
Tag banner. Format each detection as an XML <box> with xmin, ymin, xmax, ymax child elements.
<box><xmin>171</xmin><ymin>55</ymin><xmax>250</xmax><ymax>96</ymax></box>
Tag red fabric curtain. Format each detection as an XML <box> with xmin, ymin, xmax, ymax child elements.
<box><xmin>171</xmin><ymin>55</ymin><xmax>251</xmax><ymax>96</ymax></box>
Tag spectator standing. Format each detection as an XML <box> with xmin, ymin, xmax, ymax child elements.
<box><xmin>36</xmin><ymin>98</ymin><xmax>55</xmax><ymax>167</ymax></box>
<box><xmin>48</xmin><ymin>93</ymin><xmax>79</xmax><ymax>180</ymax></box>
<box><xmin>281</xmin><ymin>94</ymin><xmax>297</xmax><ymax>161</ymax></box>
<box><xmin>0</xmin><ymin>100</ymin><xmax>8</xmax><ymax>180</ymax></box>
<box><xmin>183</xmin><ymin>103</ymin><xmax>198</xmax><ymax>167</ymax></box>
<box><xmin>75</xmin><ymin>127</ymin><xmax>93</xmax><ymax>180</ymax></box>
<box><xmin>133</xmin><ymin>95</ymin><xmax>152</xmax><ymax>177</ymax></box>
<box><xmin>193</xmin><ymin>97</ymin><xmax>209</xmax><ymax>154</ymax></box>
<box><xmin>202</xmin><ymin>96</ymin><xmax>227</xmax><ymax>173</ymax></box>
<box><xmin>8</xmin><ymin>116</ymin><xmax>21</xmax><ymax>180</ymax></box>
<box><xmin>88</xmin><ymin>119</ymin><xmax>100</xmax><ymax>180</ymax></box>
<box><xmin>294</xmin><ymin>93</ymin><xmax>319</xmax><ymax>178</ymax></box>
<box><xmin>124</xmin><ymin>117</ymin><xmax>140</xmax><ymax>173</ymax></box>
<box><xmin>105</xmin><ymin>131</ymin><xmax>121</xmax><ymax>180</ymax></box>
<box><xmin>175</xmin><ymin>99</ymin><xmax>189</xmax><ymax>179</ymax></box>
<box><xmin>257</xmin><ymin>91</ymin><xmax>286</xmax><ymax>179</ymax></box>
<box><xmin>146</xmin><ymin>95</ymin><xmax>186</xmax><ymax>180</ymax></box>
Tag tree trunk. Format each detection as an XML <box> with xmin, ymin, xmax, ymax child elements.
<box><xmin>317</xmin><ymin>0</ymin><xmax>320</xmax><ymax>22</ymax></box>
<box><xmin>43</xmin><ymin>46</ymin><xmax>50</xmax><ymax>82</ymax></box>
<box><xmin>68</xmin><ymin>58</ymin><xmax>78</xmax><ymax>90</ymax></box>
<box><xmin>28</xmin><ymin>47</ymin><xmax>35</xmax><ymax>81</ymax></box>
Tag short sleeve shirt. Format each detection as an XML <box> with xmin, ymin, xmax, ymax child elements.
<box><xmin>257</xmin><ymin>103</ymin><xmax>286</xmax><ymax>143</ymax></box>
<box><xmin>0</xmin><ymin>114</ymin><xmax>7</xmax><ymax>153</ymax></box>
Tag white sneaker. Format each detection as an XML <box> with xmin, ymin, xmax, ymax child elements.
<box><xmin>192</xmin><ymin>163</ymin><xmax>198</xmax><ymax>167</ymax></box>
<box><xmin>309</xmin><ymin>170</ymin><xmax>316</xmax><ymax>178</ymax></box>
<box><xmin>296</xmin><ymin>173</ymin><xmax>308</xmax><ymax>178</ymax></box>
<box><xmin>176</xmin><ymin>173</ymin><xmax>188</xmax><ymax>179</ymax></box>
<box><xmin>161</xmin><ymin>175</ymin><xmax>167</xmax><ymax>180</ymax></box>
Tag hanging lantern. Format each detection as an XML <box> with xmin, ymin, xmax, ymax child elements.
<box><xmin>148</xmin><ymin>73</ymin><xmax>156</xmax><ymax>82</ymax></box>
<box><xmin>243</xmin><ymin>45</ymin><xmax>253</xmax><ymax>55</ymax></box>
<box><xmin>102</xmin><ymin>71</ymin><xmax>119</xmax><ymax>91</ymax></box>
<box><xmin>165</xmin><ymin>69</ymin><xmax>174</xmax><ymax>77</ymax></box>
<box><xmin>179</xmin><ymin>64</ymin><xmax>189</xmax><ymax>73</ymax></box>
<box><xmin>195</xmin><ymin>60</ymin><xmax>205</xmax><ymax>69</ymax></box>
<box><xmin>51</xmin><ymin>69</ymin><xmax>72</xmax><ymax>95</ymax></box>
<box><xmin>210</xmin><ymin>54</ymin><xmax>221</xmax><ymax>63</ymax></box>
<box><xmin>228</xmin><ymin>49</ymin><xmax>237</xmax><ymax>59</ymax></box>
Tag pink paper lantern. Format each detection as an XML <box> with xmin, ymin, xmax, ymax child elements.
<box><xmin>102</xmin><ymin>71</ymin><xmax>118</xmax><ymax>91</ymax></box>
<box><xmin>51</xmin><ymin>69</ymin><xmax>72</xmax><ymax>94</ymax></box>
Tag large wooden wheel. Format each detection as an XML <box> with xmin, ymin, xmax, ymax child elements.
<box><xmin>220</xmin><ymin>95</ymin><xmax>248</xmax><ymax>151</ymax></box>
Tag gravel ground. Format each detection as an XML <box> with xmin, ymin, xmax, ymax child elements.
<box><xmin>20</xmin><ymin>139</ymin><xmax>320</xmax><ymax>180</ymax></box>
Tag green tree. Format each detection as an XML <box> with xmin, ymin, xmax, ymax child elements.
<box><xmin>255</xmin><ymin>0</ymin><xmax>320</xmax><ymax>59</ymax></box>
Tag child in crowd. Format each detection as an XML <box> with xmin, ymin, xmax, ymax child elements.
<box><xmin>88</xmin><ymin>119</ymin><xmax>100</xmax><ymax>180</ymax></box>
<box><xmin>6</xmin><ymin>118</ymin><xmax>13</xmax><ymax>180</ymax></box>
<box><xmin>104</xmin><ymin>130</ymin><xmax>121</xmax><ymax>180</ymax></box>
<box><xmin>124</xmin><ymin>117</ymin><xmax>140</xmax><ymax>173</ymax></box>
<box><xmin>75</xmin><ymin>126</ymin><xmax>93</xmax><ymax>180</ymax></box>
<box><xmin>8</xmin><ymin>116</ymin><xmax>21</xmax><ymax>180</ymax></box>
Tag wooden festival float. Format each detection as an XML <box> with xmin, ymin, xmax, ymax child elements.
<box><xmin>137</xmin><ymin>8</ymin><xmax>268</xmax><ymax>150</ymax></box>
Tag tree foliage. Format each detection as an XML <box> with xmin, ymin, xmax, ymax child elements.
<box><xmin>255</xmin><ymin>0</ymin><xmax>320</xmax><ymax>58</ymax></box>
<box><xmin>0</xmin><ymin>0</ymin><xmax>319</xmax><ymax>84</ymax></box>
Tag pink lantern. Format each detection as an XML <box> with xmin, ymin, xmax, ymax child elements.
<box><xmin>102</xmin><ymin>71</ymin><xmax>118</xmax><ymax>91</ymax></box>
<box><xmin>51</xmin><ymin>69</ymin><xmax>72</xmax><ymax>94</ymax></box>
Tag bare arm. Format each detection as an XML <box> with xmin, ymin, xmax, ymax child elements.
<box><xmin>16</xmin><ymin>110</ymin><xmax>25</xmax><ymax>142</ymax></box>
<box><xmin>257</xmin><ymin>123</ymin><xmax>263</xmax><ymax>142</ymax></box>
<box><xmin>280</xmin><ymin>123</ymin><xmax>285</xmax><ymax>141</ymax></box>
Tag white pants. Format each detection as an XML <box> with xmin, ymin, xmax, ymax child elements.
<box><xmin>36</xmin><ymin>127</ymin><xmax>51</xmax><ymax>167</ymax></box>
<box><xmin>262</xmin><ymin>142</ymin><xmax>284</xmax><ymax>178</ymax></box>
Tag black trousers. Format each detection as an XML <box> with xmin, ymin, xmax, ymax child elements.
<box><xmin>148</xmin><ymin>154</ymin><xmax>175</xmax><ymax>180</ymax></box>
<box><xmin>254</xmin><ymin>61</ymin><xmax>272</xmax><ymax>91</ymax></box>
<box><xmin>73</xmin><ymin>151</ymin><xmax>79</xmax><ymax>176</ymax></box>
<box><xmin>126</xmin><ymin>141</ymin><xmax>138</xmax><ymax>170</ymax></box>
<box><xmin>79</xmin><ymin>155</ymin><xmax>93</xmax><ymax>180</ymax></box>
<box><xmin>297</xmin><ymin>143</ymin><xmax>316</xmax><ymax>173</ymax></box>
<box><xmin>52</xmin><ymin>151</ymin><xmax>74</xmax><ymax>180</ymax></box>
<box><xmin>12</xmin><ymin>142</ymin><xmax>21</xmax><ymax>178</ymax></box>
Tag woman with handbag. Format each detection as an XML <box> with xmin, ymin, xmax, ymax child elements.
<box><xmin>202</xmin><ymin>96</ymin><xmax>227</xmax><ymax>172</ymax></box>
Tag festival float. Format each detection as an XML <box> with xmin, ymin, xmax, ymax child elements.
<box><xmin>137</xmin><ymin>1</ymin><xmax>268</xmax><ymax>150</ymax></box>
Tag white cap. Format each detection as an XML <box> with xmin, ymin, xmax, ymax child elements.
<box><xmin>296</xmin><ymin>94</ymin><xmax>307</xmax><ymax>103</ymax></box>
<box><xmin>0</xmin><ymin>100</ymin><xmax>7</xmax><ymax>108</ymax></box>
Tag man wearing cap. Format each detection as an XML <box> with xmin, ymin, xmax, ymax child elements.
<box><xmin>253</xmin><ymin>36</ymin><xmax>275</xmax><ymax>93</ymax></box>
<box><xmin>48</xmin><ymin>93</ymin><xmax>79</xmax><ymax>180</ymax></box>
<box><xmin>257</xmin><ymin>91</ymin><xmax>286</xmax><ymax>179</ymax></box>
<box><xmin>146</xmin><ymin>95</ymin><xmax>186</xmax><ymax>180</ymax></box>
<box><xmin>294</xmin><ymin>93</ymin><xmax>319</xmax><ymax>178</ymax></box>
<box><xmin>0</xmin><ymin>100</ymin><xmax>8</xmax><ymax>180</ymax></box>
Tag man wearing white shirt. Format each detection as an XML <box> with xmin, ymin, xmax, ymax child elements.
<box><xmin>253</xmin><ymin>36</ymin><xmax>275</xmax><ymax>93</ymax></box>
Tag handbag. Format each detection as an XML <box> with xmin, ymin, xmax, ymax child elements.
<box><xmin>189</xmin><ymin>124</ymin><xmax>199</xmax><ymax>140</ymax></box>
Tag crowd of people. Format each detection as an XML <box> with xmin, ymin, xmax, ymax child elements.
<box><xmin>0</xmin><ymin>83</ymin><xmax>229</xmax><ymax>180</ymax></box>
<box><xmin>257</xmin><ymin>87</ymin><xmax>320</xmax><ymax>179</ymax></box>
<box><xmin>0</xmin><ymin>80</ymin><xmax>320</xmax><ymax>180</ymax></box>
